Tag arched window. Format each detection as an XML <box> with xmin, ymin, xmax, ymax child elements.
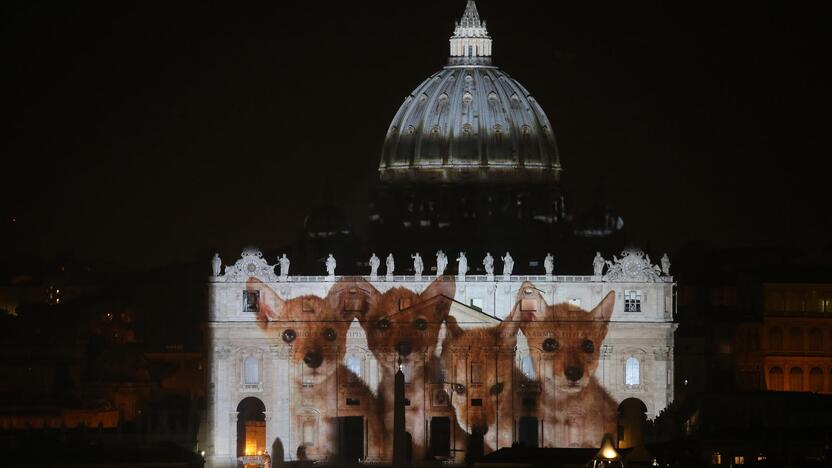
<box><xmin>768</xmin><ymin>327</ymin><xmax>783</xmax><ymax>350</ymax></box>
<box><xmin>788</xmin><ymin>327</ymin><xmax>804</xmax><ymax>351</ymax></box>
<box><xmin>789</xmin><ymin>367</ymin><xmax>804</xmax><ymax>391</ymax></box>
<box><xmin>808</xmin><ymin>328</ymin><xmax>823</xmax><ymax>352</ymax></box>
<box><xmin>809</xmin><ymin>367</ymin><xmax>824</xmax><ymax>393</ymax></box>
<box><xmin>625</xmin><ymin>357</ymin><xmax>640</xmax><ymax>386</ymax></box>
<box><xmin>302</xmin><ymin>417</ymin><xmax>316</xmax><ymax>445</ymax></box>
<box><xmin>768</xmin><ymin>367</ymin><xmax>784</xmax><ymax>391</ymax></box>
<box><xmin>346</xmin><ymin>354</ymin><xmax>362</xmax><ymax>383</ymax></box>
<box><xmin>520</xmin><ymin>355</ymin><xmax>536</xmax><ymax>380</ymax></box>
<box><xmin>244</xmin><ymin>356</ymin><xmax>259</xmax><ymax>385</ymax></box>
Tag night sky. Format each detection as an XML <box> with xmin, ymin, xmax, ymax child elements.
<box><xmin>2</xmin><ymin>1</ymin><xmax>826</xmax><ymax>268</ymax></box>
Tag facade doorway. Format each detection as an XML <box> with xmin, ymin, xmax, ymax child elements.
<box><xmin>617</xmin><ymin>398</ymin><xmax>647</xmax><ymax>449</ymax></box>
<box><xmin>517</xmin><ymin>416</ymin><xmax>538</xmax><ymax>448</ymax></box>
<box><xmin>337</xmin><ymin>416</ymin><xmax>365</xmax><ymax>462</ymax></box>
<box><xmin>430</xmin><ymin>417</ymin><xmax>451</xmax><ymax>458</ymax></box>
<box><xmin>237</xmin><ymin>397</ymin><xmax>267</xmax><ymax>458</ymax></box>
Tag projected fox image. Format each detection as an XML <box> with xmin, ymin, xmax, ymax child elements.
<box><xmin>243</xmin><ymin>277</ymin><xmax>624</xmax><ymax>460</ymax></box>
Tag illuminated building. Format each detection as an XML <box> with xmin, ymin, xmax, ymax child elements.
<box><xmin>205</xmin><ymin>2</ymin><xmax>674</xmax><ymax>467</ymax></box>
<box><xmin>736</xmin><ymin>282</ymin><xmax>832</xmax><ymax>393</ymax></box>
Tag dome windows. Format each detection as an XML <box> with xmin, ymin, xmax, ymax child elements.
<box><xmin>462</xmin><ymin>92</ymin><xmax>473</xmax><ymax>104</ymax></box>
<box><xmin>488</xmin><ymin>92</ymin><xmax>498</xmax><ymax>102</ymax></box>
<box><xmin>462</xmin><ymin>123</ymin><xmax>473</xmax><ymax>135</ymax></box>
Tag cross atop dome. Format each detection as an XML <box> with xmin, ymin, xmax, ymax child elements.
<box><xmin>450</xmin><ymin>0</ymin><xmax>492</xmax><ymax>58</ymax></box>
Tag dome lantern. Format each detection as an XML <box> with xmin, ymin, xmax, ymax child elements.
<box><xmin>450</xmin><ymin>1</ymin><xmax>492</xmax><ymax>59</ymax></box>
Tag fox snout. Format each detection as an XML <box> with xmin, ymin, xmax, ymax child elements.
<box><xmin>564</xmin><ymin>365</ymin><xmax>583</xmax><ymax>382</ymax></box>
<box><xmin>304</xmin><ymin>351</ymin><xmax>323</xmax><ymax>368</ymax></box>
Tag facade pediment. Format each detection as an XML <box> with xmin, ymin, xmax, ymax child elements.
<box><xmin>448</xmin><ymin>300</ymin><xmax>502</xmax><ymax>327</ymax></box>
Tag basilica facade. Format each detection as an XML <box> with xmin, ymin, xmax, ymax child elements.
<box><xmin>206</xmin><ymin>248</ymin><xmax>675</xmax><ymax>466</ymax></box>
<box><xmin>206</xmin><ymin>2</ymin><xmax>675</xmax><ymax>467</ymax></box>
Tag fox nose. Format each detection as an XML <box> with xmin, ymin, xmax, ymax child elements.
<box><xmin>565</xmin><ymin>366</ymin><xmax>583</xmax><ymax>382</ymax></box>
<box><xmin>304</xmin><ymin>351</ymin><xmax>323</xmax><ymax>369</ymax></box>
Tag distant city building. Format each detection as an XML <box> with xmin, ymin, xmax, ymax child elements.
<box><xmin>735</xmin><ymin>282</ymin><xmax>832</xmax><ymax>393</ymax></box>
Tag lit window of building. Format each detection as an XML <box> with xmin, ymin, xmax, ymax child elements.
<box><xmin>625</xmin><ymin>290</ymin><xmax>642</xmax><ymax>312</ymax></box>
<box><xmin>346</xmin><ymin>355</ymin><xmax>362</xmax><ymax>382</ymax></box>
<box><xmin>244</xmin><ymin>356</ymin><xmax>260</xmax><ymax>385</ymax></box>
<box><xmin>626</xmin><ymin>357</ymin><xmax>640</xmax><ymax>386</ymax></box>
<box><xmin>520</xmin><ymin>355</ymin><xmax>536</xmax><ymax>380</ymax></box>
<box><xmin>242</xmin><ymin>291</ymin><xmax>259</xmax><ymax>313</ymax></box>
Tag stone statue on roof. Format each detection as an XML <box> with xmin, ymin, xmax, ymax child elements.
<box><xmin>369</xmin><ymin>253</ymin><xmax>380</xmax><ymax>279</ymax></box>
<box><xmin>325</xmin><ymin>254</ymin><xmax>337</xmax><ymax>278</ymax></box>
<box><xmin>501</xmin><ymin>252</ymin><xmax>514</xmax><ymax>279</ymax></box>
<box><xmin>436</xmin><ymin>250</ymin><xmax>448</xmax><ymax>276</ymax></box>
<box><xmin>211</xmin><ymin>253</ymin><xmax>222</xmax><ymax>277</ymax></box>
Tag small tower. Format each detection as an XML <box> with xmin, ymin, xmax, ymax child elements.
<box><xmin>449</xmin><ymin>1</ymin><xmax>492</xmax><ymax>58</ymax></box>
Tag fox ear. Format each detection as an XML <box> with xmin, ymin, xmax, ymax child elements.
<box><xmin>247</xmin><ymin>278</ymin><xmax>285</xmax><ymax>323</ymax></box>
<box><xmin>422</xmin><ymin>276</ymin><xmax>456</xmax><ymax>302</ymax></box>
<box><xmin>422</xmin><ymin>276</ymin><xmax>456</xmax><ymax>320</ymax></box>
<box><xmin>591</xmin><ymin>291</ymin><xmax>615</xmax><ymax>321</ymax></box>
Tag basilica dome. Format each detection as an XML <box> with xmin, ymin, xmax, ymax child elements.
<box><xmin>380</xmin><ymin>1</ymin><xmax>562</xmax><ymax>184</ymax></box>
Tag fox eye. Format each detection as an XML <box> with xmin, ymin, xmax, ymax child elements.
<box><xmin>582</xmin><ymin>339</ymin><xmax>595</xmax><ymax>354</ymax></box>
<box><xmin>543</xmin><ymin>338</ymin><xmax>559</xmax><ymax>352</ymax></box>
<box><xmin>377</xmin><ymin>319</ymin><xmax>390</xmax><ymax>331</ymax></box>
<box><xmin>413</xmin><ymin>318</ymin><xmax>428</xmax><ymax>330</ymax></box>
<box><xmin>323</xmin><ymin>328</ymin><xmax>337</xmax><ymax>341</ymax></box>
<box><xmin>282</xmin><ymin>329</ymin><xmax>296</xmax><ymax>343</ymax></box>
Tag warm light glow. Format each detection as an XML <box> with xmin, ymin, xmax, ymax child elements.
<box><xmin>595</xmin><ymin>433</ymin><xmax>620</xmax><ymax>460</ymax></box>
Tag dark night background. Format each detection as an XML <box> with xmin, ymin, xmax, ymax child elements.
<box><xmin>2</xmin><ymin>1</ymin><xmax>827</xmax><ymax>269</ymax></box>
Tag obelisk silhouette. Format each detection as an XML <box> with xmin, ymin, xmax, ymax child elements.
<box><xmin>393</xmin><ymin>358</ymin><xmax>407</xmax><ymax>467</ymax></box>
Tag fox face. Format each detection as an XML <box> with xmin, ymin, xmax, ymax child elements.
<box><xmin>514</xmin><ymin>282</ymin><xmax>614</xmax><ymax>393</ymax></box>
<box><xmin>362</xmin><ymin>277</ymin><xmax>455</xmax><ymax>357</ymax></box>
<box><xmin>246</xmin><ymin>278</ymin><xmax>349</xmax><ymax>372</ymax></box>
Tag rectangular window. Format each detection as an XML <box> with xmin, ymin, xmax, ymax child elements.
<box><xmin>470</xmin><ymin>399</ymin><xmax>483</xmax><ymax>407</ymax></box>
<box><xmin>625</xmin><ymin>290</ymin><xmax>642</xmax><ymax>313</ymax></box>
<box><xmin>244</xmin><ymin>357</ymin><xmax>260</xmax><ymax>385</ymax></box>
<box><xmin>346</xmin><ymin>398</ymin><xmax>360</xmax><ymax>406</ymax></box>
<box><xmin>522</xmin><ymin>397</ymin><xmax>536</xmax><ymax>408</ymax></box>
<box><xmin>733</xmin><ymin>456</ymin><xmax>744</xmax><ymax>465</ymax></box>
<box><xmin>243</xmin><ymin>291</ymin><xmax>259</xmax><ymax>313</ymax></box>
<box><xmin>401</xmin><ymin>363</ymin><xmax>412</xmax><ymax>383</ymax></box>
<box><xmin>471</xmin><ymin>363</ymin><xmax>483</xmax><ymax>384</ymax></box>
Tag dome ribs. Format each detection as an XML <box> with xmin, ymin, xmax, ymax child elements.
<box><xmin>378</xmin><ymin>1</ymin><xmax>561</xmax><ymax>184</ymax></box>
